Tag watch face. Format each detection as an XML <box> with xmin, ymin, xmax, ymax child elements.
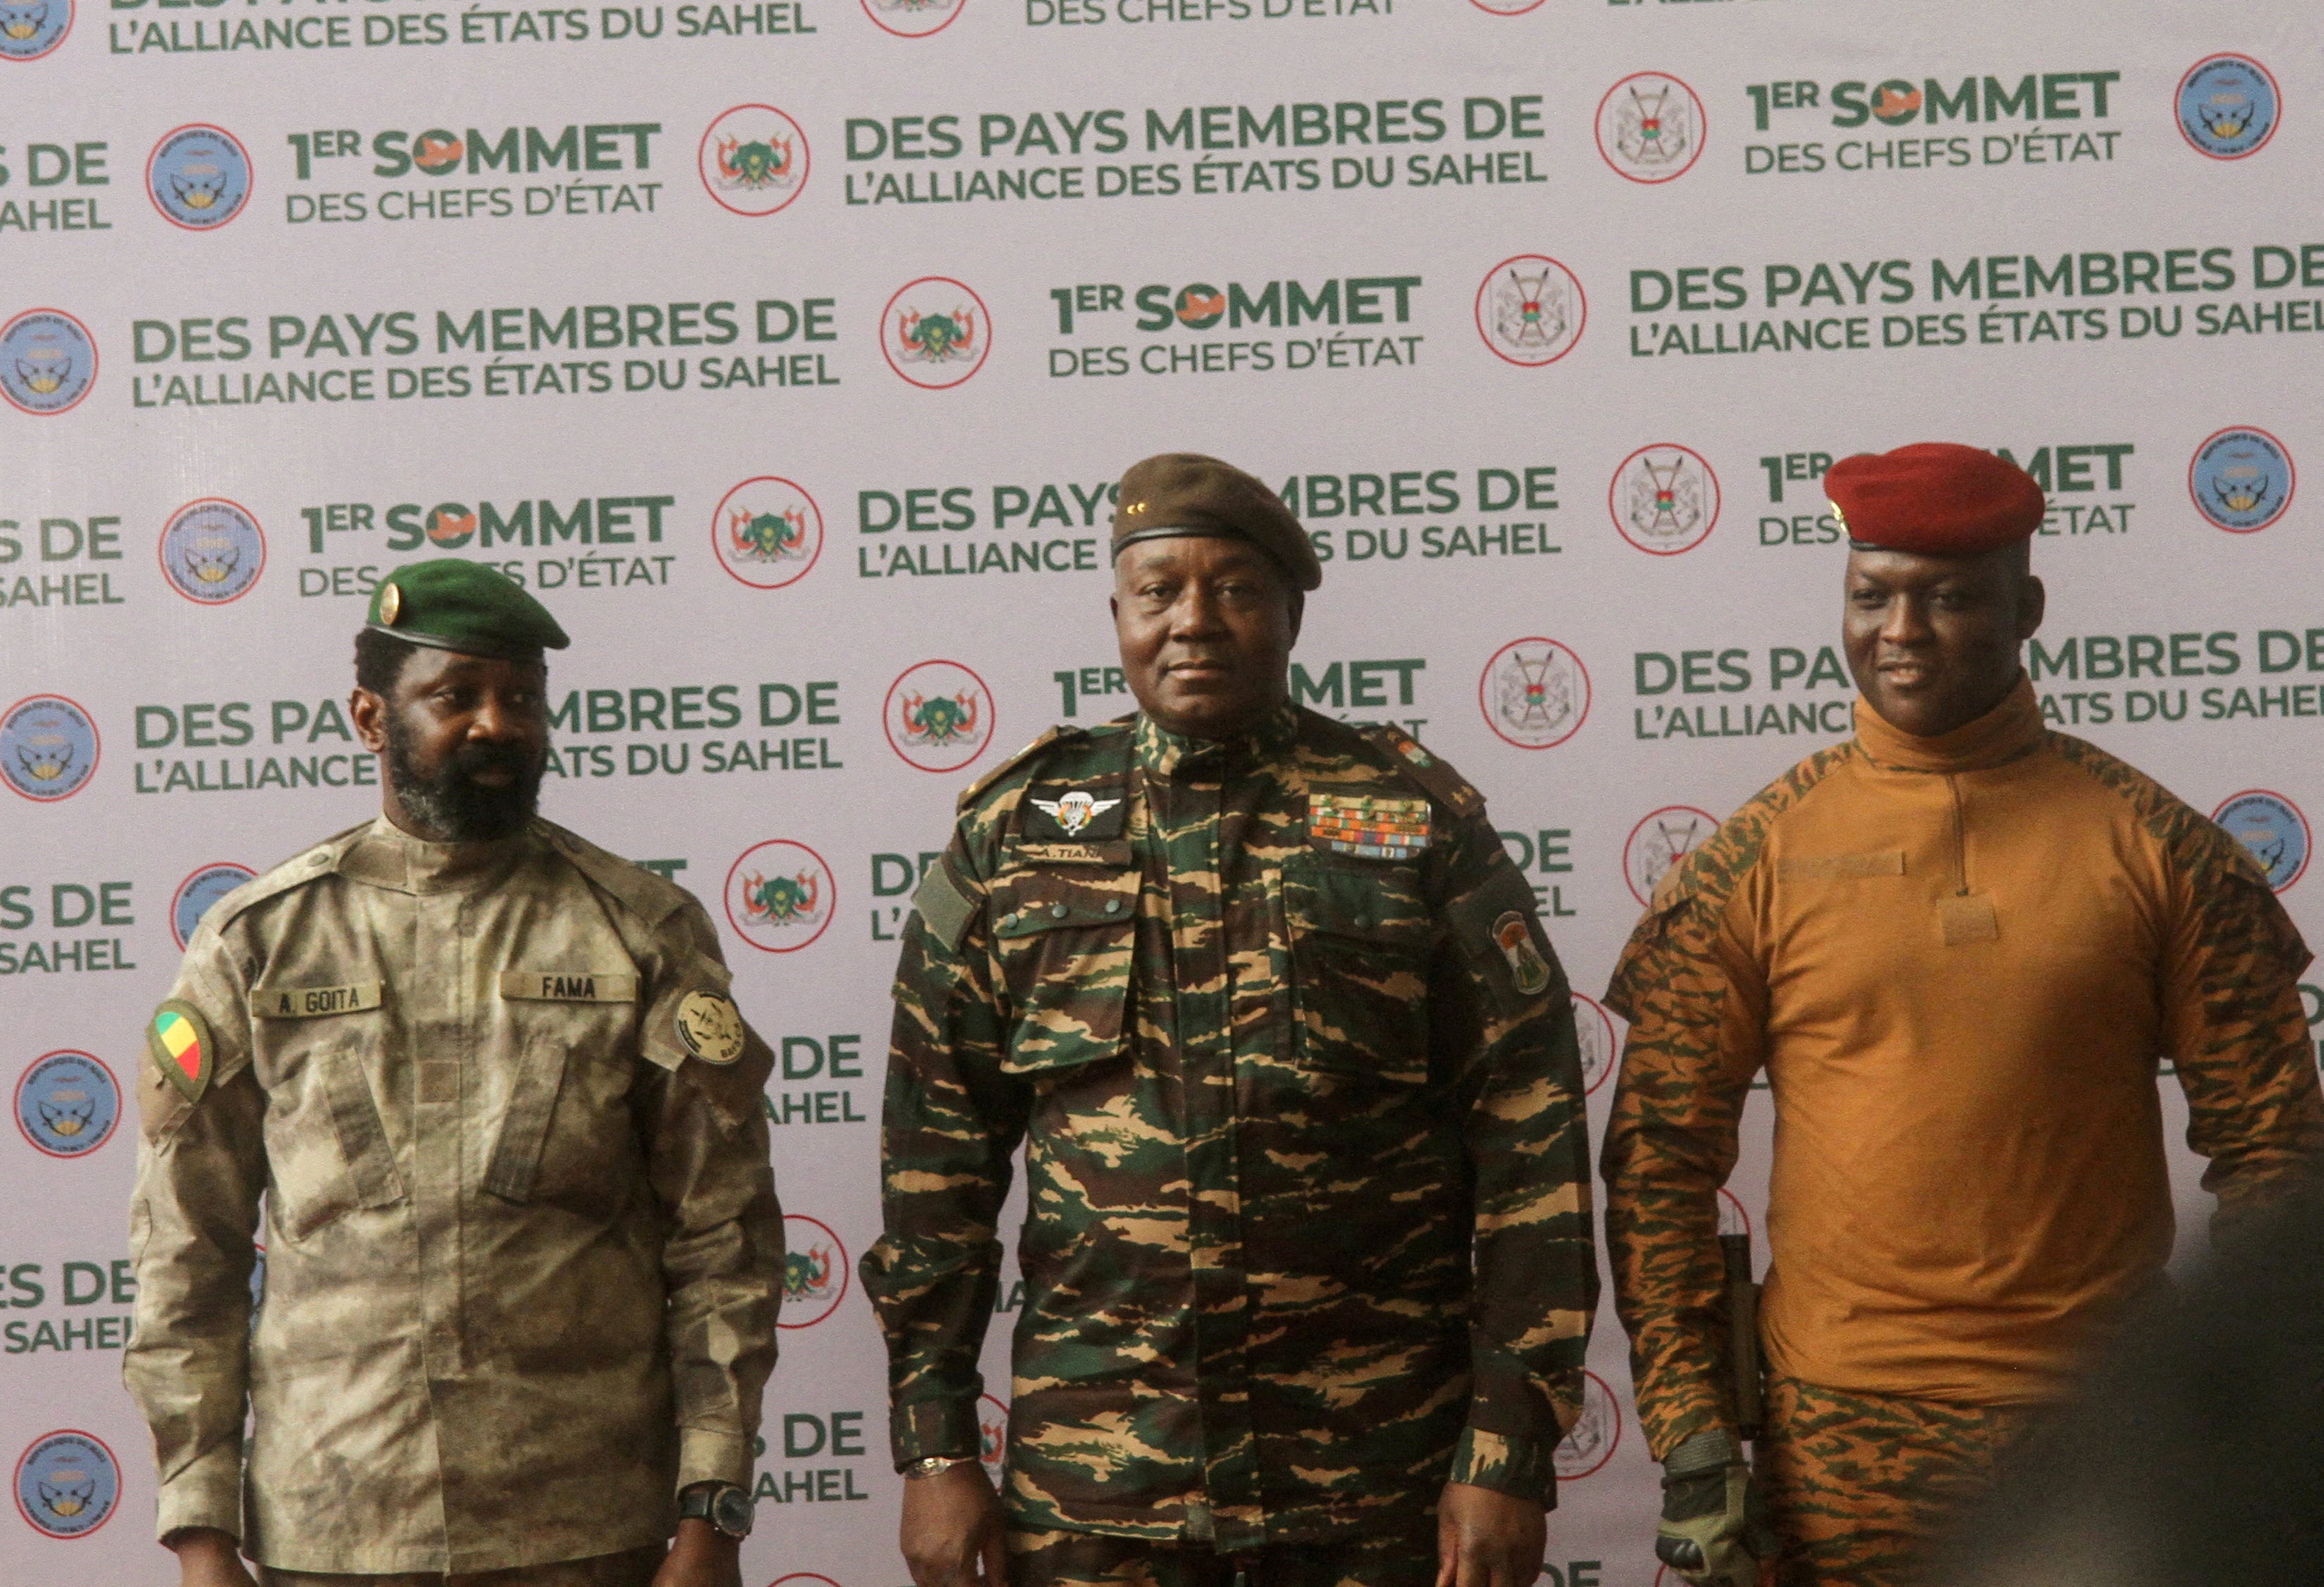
<box><xmin>711</xmin><ymin>1485</ymin><xmax>755</xmax><ymax>1537</ymax></box>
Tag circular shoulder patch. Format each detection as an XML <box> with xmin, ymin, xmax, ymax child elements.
<box><xmin>147</xmin><ymin>999</ymin><xmax>215</xmax><ymax>1103</ymax></box>
<box><xmin>675</xmin><ymin>989</ymin><xmax>746</xmax><ymax>1065</ymax></box>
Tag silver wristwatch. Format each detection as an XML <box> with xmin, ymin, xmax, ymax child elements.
<box><xmin>904</xmin><ymin>1455</ymin><xmax>980</xmax><ymax>1480</ymax></box>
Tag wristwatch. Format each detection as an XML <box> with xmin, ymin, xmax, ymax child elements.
<box><xmin>904</xmin><ymin>1455</ymin><xmax>980</xmax><ymax>1480</ymax></box>
<box><xmin>678</xmin><ymin>1481</ymin><xmax>755</xmax><ymax>1540</ymax></box>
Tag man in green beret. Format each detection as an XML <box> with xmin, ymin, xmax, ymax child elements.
<box><xmin>865</xmin><ymin>454</ymin><xmax>1599</xmax><ymax>1587</ymax></box>
<box><xmin>125</xmin><ymin>560</ymin><xmax>786</xmax><ymax>1587</ymax></box>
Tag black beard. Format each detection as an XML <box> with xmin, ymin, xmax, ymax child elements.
<box><xmin>384</xmin><ymin>720</ymin><xmax>545</xmax><ymax>842</ymax></box>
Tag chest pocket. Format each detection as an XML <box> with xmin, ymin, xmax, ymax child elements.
<box><xmin>1282</xmin><ymin>852</ymin><xmax>1434</xmax><ymax>1083</ymax></box>
<box><xmin>486</xmin><ymin>973</ymin><xmax>644</xmax><ymax>1222</ymax></box>
<box><xmin>261</xmin><ymin>1033</ymin><xmax>406</xmax><ymax>1242</ymax></box>
<box><xmin>989</xmin><ymin>863</ymin><xmax>1138</xmax><ymax>1078</ymax></box>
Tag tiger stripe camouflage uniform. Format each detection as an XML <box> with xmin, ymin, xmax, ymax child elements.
<box><xmin>1601</xmin><ymin>681</ymin><xmax>2324</xmax><ymax>1587</ymax></box>
<box><xmin>863</xmin><ymin>703</ymin><xmax>1597</xmax><ymax>1579</ymax></box>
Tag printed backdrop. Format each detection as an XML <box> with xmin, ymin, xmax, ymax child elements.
<box><xmin>4</xmin><ymin>0</ymin><xmax>2320</xmax><ymax>1579</ymax></box>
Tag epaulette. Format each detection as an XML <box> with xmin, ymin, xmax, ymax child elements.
<box><xmin>537</xmin><ymin>820</ymin><xmax>693</xmax><ymax>928</ymax></box>
<box><xmin>203</xmin><ymin>821</ymin><xmax>373</xmax><ymax>935</ymax></box>
<box><xmin>1358</xmin><ymin>722</ymin><xmax>1484</xmax><ymax>820</ymax></box>
<box><xmin>957</xmin><ymin>724</ymin><xmax>1084</xmax><ymax>813</ymax></box>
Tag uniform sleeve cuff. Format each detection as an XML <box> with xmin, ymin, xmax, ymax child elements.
<box><xmin>676</xmin><ymin>1426</ymin><xmax>753</xmax><ymax>1492</ymax></box>
<box><xmin>154</xmin><ymin>1441</ymin><xmax>244</xmax><ymax>1543</ymax></box>
<box><xmin>1449</xmin><ymin>1426</ymin><xmax>1558</xmax><ymax>1511</ymax></box>
<box><xmin>890</xmin><ymin>1397</ymin><xmax>982</xmax><ymax>1469</ymax></box>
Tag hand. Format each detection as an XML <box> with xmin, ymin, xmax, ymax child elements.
<box><xmin>168</xmin><ymin>1529</ymin><xmax>258</xmax><ymax>1587</ymax></box>
<box><xmin>1435</xmin><ymin>1481</ymin><xmax>1546</xmax><ymax>1587</ymax></box>
<box><xmin>900</xmin><ymin>1461</ymin><xmax>1005</xmax><ymax>1587</ymax></box>
<box><xmin>1655</xmin><ymin>1458</ymin><xmax>1774</xmax><ymax>1587</ymax></box>
<box><xmin>651</xmin><ymin>1519</ymin><xmax>743</xmax><ymax>1587</ymax></box>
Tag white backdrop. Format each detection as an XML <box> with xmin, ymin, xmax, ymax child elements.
<box><xmin>6</xmin><ymin>1</ymin><xmax>2321</xmax><ymax>1581</ymax></box>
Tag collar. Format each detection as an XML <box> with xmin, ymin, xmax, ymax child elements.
<box><xmin>1135</xmin><ymin>702</ymin><xmax>1299</xmax><ymax>780</ymax></box>
<box><xmin>1851</xmin><ymin>675</ymin><xmax>2046</xmax><ymax>773</ymax></box>
<box><xmin>337</xmin><ymin>813</ymin><xmax>532</xmax><ymax>894</ymax></box>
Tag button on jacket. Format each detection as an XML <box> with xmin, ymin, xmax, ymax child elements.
<box><xmin>864</xmin><ymin>705</ymin><xmax>1597</xmax><ymax>1548</ymax></box>
<box><xmin>124</xmin><ymin>817</ymin><xmax>784</xmax><ymax>1576</ymax></box>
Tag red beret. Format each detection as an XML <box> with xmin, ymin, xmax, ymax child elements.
<box><xmin>1825</xmin><ymin>443</ymin><xmax>2045</xmax><ymax>555</ymax></box>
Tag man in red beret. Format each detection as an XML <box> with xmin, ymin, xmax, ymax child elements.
<box><xmin>1600</xmin><ymin>443</ymin><xmax>2324</xmax><ymax>1587</ymax></box>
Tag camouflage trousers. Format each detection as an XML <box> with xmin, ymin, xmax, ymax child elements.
<box><xmin>1756</xmin><ymin>1374</ymin><xmax>2044</xmax><ymax>1587</ymax></box>
<box><xmin>258</xmin><ymin>1544</ymin><xmax>665</xmax><ymax>1587</ymax></box>
<box><xmin>1008</xmin><ymin>1520</ymin><xmax>1438</xmax><ymax>1587</ymax></box>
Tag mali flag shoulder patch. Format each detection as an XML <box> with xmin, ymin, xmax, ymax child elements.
<box><xmin>148</xmin><ymin>1000</ymin><xmax>215</xmax><ymax>1103</ymax></box>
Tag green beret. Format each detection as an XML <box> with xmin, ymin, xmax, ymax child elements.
<box><xmin>1111</xmin><ymin>453</ymin><xmax>1322</xmax><ymax>592</ymax></box>
<box><xmin>365</xmin><ymin>560</ymin><xmax>568</xmax><ymax>660</ymax></box>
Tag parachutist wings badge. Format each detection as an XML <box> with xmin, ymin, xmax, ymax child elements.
<box><xmin>1030</xmin><ymin>791</ymin><xmax>1122</xmax><ymax>838</ymax></box>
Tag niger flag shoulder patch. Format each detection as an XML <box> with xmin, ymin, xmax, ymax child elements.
<box><xmin>148</xmin><ymin>1000</ymin><xmax>215</xmax><ymax>1104</ymax></box>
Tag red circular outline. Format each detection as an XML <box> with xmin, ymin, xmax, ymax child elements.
<box><xmin>880</xmin><ymin>277</ymin><xmax>992</xmax><ymax>389</ymax></box>
<box><xmin>170</xmin><ymin>862</ymin><xmax>255</xmax><ymax>951</ymax></box>
<box><xmin>0</xmin><ymin>308</ymin><xmax>97</xmax><ymax>416</ymax></box>
<box><xmin>723</xmin><ymin>840</ymin><xmax>837</xmax><ymax>953</ymax></box>
<box><xmin>777</xmin><ymin>1215</ymin><xmax>851</xmax><ymax>1329</ymax></box>
<box><xmin>12</xmin><ymin>1429</ymin><xmax>121</xmax><ymax>1540</ymax></box>
<box><xmin>884</xmin><ymin>658</ymin><xmax>997</xmax><ymax>774</ymax></box>
<box><xmin>976</xmin><ymin>1392</ymin><xmax>1009</xmax><ymax>1476</ymax></box>
<box><xmin>1465</xmin><ymin>0</ymin><xmax>1544</xmax><ymax>15</ymax></box>
<box><xmin>1622</xmin><ymin>805</ymin><xmax>1718</xmax><ymax>907</ymax></box>
<box><xmin>158</xmin><ymin>496</ymin><xmax>267</xmax><ymax>605</ymax></box>
<box><xmin>2187</xmin><ymin>424</ymin><xmax>2296</xmax><ymax>534</ymax></box>
<box><xmin>144</xmin><ymin>123</ymin><xmax>254</xmax><ymax>232</ymax></box>
<box><xmin>860</xmin><ymin>0</ymin><xmax>964</xmax><ymax>36</ymax></box>
<box><xmin>1478</xmin><ymin>637</ymin><xmax>1592</xmax><ymax>751</ymax></box>
<box><xmin>1717</xmin><ymin>1186</ymin><xmax>1754</xmax><ymax>1241</ymax></box>
<box><xmin>2175</xmin><ymin>53</ymin><xmax>2282</xmax><ymax>161</ymax></box>
<box><xmin>697</xmin><ymin>104</ymin><xmax>811</xmax><ymax>218</ymax></box>
<box><xmin>1594</xmin><ymin>72</ymin><xmax>1707</xmax><ymax>184</ymax></box>
<box><xmin>0</xmin><ymin>0</ymin><xmax>73</xmax><ymax>63</ymax></box>
<box><xmin>1570</xmin><ymin>991</ymin><xmax>1618</xmax><ymax>1098</ymax></box>
<box><xmin>1553</xmin><ymin>1369</ymin><xmax>1623</xmax><ymax>1481</ymax></box>
<box><xmin>1608</xmin><ymin>443</ymin><xmax>1721</xmax><ymax>556</ymax></box>
<box><xmin>1473</xmin><ymin>255</ymin><xmax>1587</xmax><ymax>368</ymax></box>
<box><xmin>13</xmin><ymin>1050</ymin><xmax>121</xmax><ymax>1160</ymax></box>
<box><xmin>2211</xmin><ymin>787</ymin><xmax>2311</xmax><ymax>893</ymax></box>
<box><xmin>712</xmin><ymin>477</ymin><xmax>825</xmax><ymax>590</ymax></box>
<box><xmin>0</xmin><ymin>693</ymin><xmax>100</xmax><ymax>803</ymax></box>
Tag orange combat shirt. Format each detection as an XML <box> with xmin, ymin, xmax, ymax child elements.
<box><xmin>1602</xmin><ymin>679</ymin><xmax>2324</xmax><ymax>1456</ymax></box>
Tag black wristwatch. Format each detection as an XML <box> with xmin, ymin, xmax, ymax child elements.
<box><xmin>678</xmin><ymin>1481</ymin><xmax>754</xmax><ymax>1540</ymax></box>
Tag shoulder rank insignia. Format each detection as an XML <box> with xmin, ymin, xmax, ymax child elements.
<box><xmin>1492</xmin><ymin>911</ymin><xmax>1552</xmax><ymax>996</ymax></box>
<box><xmin>1029</xmin><ymin>791</ymin><xmax>1122</xmax><ymax>839</ymax></box>
<box><xmin>674</xmin><ymin>989</ymin><xmax>746</xmax><ymax>1065</ymax></box>
<box><xmin>149</xmin><ymin>1000</ymin><xmax>215</xmax><ymax>1103</ymax></box>
<box><xmin>1310</xmin><ymin>793</ymin><xmax>1432</xmax><ymax>859</ymax></box>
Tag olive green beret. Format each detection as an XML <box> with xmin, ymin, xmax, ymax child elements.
<box><xmin>1111</xmin><ymin>453</ymin><xmax>1322</xmax><ymax>592</ymax></box>
<box><xmin>365</xmin><ymin>560</ymin><xmax>569</xmax><ymax>660</ymax></box>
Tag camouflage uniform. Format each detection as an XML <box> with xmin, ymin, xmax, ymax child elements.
<box><xmin>125</xmin><ymin>815</ymin><xmax>784</xmax><ymax>1578</ymax></box>
<box><xmin>1602</xmin><ymin>683</ymin><xmax>2324</xmax><ymax>1587</ymax></box>
<box><xmin>864</xmin><ymin>704</ymin><xmax>1596</xmax><ymax>1570</ymax></box>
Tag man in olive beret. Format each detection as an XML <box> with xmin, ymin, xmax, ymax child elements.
<box><xmin>867</xmin><ymin>455</ymin><xmax>1599</xmax><ymax>1587</ymax></box>
<box><xmin>125</xmin><ymin>560</ymin><xmax>786</xmax><ymax>1587</ymax></box>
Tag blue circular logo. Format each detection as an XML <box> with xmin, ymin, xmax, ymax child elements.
<box><xmin>147</xmin><ymin>124</ymin><xmax>252</xmax><ymax>230</ymax></box>
<box><xmin>0</xmin><ymin>0</ymin><xmax>70</xmax><ymax>61</ymax></box>
<box><xmin>0</xmin><ymin>694</ymin><xmax>98</xmax><ymax>802</ymax></box>
<box><xmin>13</xmin><ymin>1431</ymin><xmax>120</xmax><ymax>1540</ymax></box>
<box><xmin>14</xmin><ymin>1050</ymin><xmax>120</xmax><ymax>1158</ymax></box>
<box><xmin>2214</xmin><ymin>790</ymin><xmax>2311</xmax><ymax>892</ymax></box>
<box><xmin>161</xmin><ymin>498</ymin><xmax>265</xmax><ymax>603</ymax></box>
<box><xmin>172</xmin><ymin>862</ymin><xmax>255</xmax><ymax>949</ymax></box>
<box><xmin>2178</xmin><ymin>55</ymin><xmax>2280</xmax><ymax>159</ymax></box>
<box><xmin>2189</xmin><ymin>427</ymin><xmax>2295</xmax><ymax>533</ymax></box>
<box><xmin>0</xmin><ymin>308</ymin><xmax>96</xmax><ymax>415</ymax></box>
